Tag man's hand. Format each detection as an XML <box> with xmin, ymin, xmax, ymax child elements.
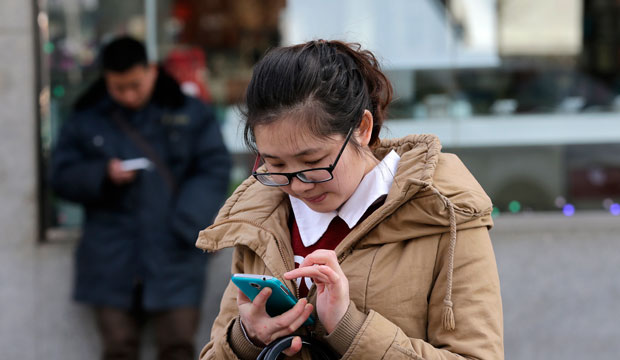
<box><xmin>107</xmin><ymin>158</ymin><xmax>137</xmax><ymax>185</ymax></box>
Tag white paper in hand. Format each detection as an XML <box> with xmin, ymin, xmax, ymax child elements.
<box><xmin>120</xmin><ymin>158</ymin><xmax>152</xmax><ymax>171</ymax></box>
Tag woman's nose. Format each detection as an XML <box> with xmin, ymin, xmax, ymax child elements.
<box><xmin>289</xmin><ymin>176</ymin><xmax>315</xmax><ymax>193</ymax></box>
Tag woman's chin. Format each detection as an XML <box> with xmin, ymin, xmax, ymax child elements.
<box><xmin>302</xmin><ymin>196</ymin><xmax>341</xmax><ymax>213</ymax></box>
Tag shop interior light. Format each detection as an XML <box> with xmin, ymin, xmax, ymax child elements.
<box><xmin>43</xmin><ymin>42</ymin><xmax>55</xmax><ymax>54</ymax></box>
<box><xmin>562</xmin><ymin>204</ymin><xmax>575</xmax><ymax>217</ymax></box>
<box><xmin>52</xmin><ymin>85</ymin><xmax>65</xmax><ymax>98</ymax></box>
<box><xmin>508</xmin><ymin>200</ymin><xmax>521</xmax><ymax>213</ymax></box>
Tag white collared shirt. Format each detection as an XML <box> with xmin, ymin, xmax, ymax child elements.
<box><xmin>289</xmin><ymin>150</ymin><xmax>401</xmax><ymax>247</ymax></box>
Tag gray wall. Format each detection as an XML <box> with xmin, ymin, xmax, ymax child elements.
<box><xmin>0</xmin><ymin>0</ymin><xmax>39</xmax><ymax>358</ymax></box>
<box><xmin>493</xmin><ymin>213</ymin><xmax>620</xmax><ymax>359</ymax></box>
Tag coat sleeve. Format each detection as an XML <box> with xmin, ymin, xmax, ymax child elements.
<box><xmin>50</xmin><ymin>116</ymin><xmax>110</xmax><ymax>204</ymax></box>
<box><xmin>328</xmin><ymin>227</ymin><xmax>504</xmax><ymax>360</ymax></box>
<box><xmin>170</xmin><ymin>106</ymin><xmax>231</xmax><ymax>246</ymax></box>
<box><xmin>199</xmin><ymin>247</ymin><xmax>264</xmax><ymax>360</ymax></box>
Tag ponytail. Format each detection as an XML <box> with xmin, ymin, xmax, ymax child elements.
<box><xmin>324</xmin><ymin>41</ymin><xmax>392</xmax><ymax>147</ymax></box>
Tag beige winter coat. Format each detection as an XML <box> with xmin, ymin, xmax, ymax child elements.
<box><xmin>196</xmin><ymin>135</ymin><xmax>504</xmax><ymax>359</ymax></box>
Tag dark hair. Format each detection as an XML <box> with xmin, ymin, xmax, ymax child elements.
<box><xmin>243</xmin><ymin>40</ymin><xmax>393</xmax><ymax>152</ymax></box>
<box><xmin>101</xmin><ymin>36</ymin><xmax>148</xmax><ymax>72</ymax></box>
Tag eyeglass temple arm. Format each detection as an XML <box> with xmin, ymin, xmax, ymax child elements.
<box><xmin>252</xmin><ymin>155</ymin><xmax>261</xmax><ymax>173</ymax></box>
<box><xmin>329</xmin><ymin>127</ymin><xmax>355</xmax><ymax>167</ymax></box>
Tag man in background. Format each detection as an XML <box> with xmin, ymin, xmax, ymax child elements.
<box><xmin>51</xmin><ymin>36</ymin><xmax>231</xmax><ymax>360</ymax></box>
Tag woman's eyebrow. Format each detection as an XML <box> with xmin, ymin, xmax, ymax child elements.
<box><xmin>262</xmin><ymin>148</ymin><xmax>322</xmax><ymax>159</ymax></box>
<box><xmin>261</xmin><ymin>153</ymin><xmax>279</xmax><ymax>160</ymax></box>
<box><xmin>294</xmin><ymin>148</ymin><xmax>322</xmax><ymax>157</ymax></box>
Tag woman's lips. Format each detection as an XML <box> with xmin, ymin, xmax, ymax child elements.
<box><xmin>304</xmin><ymin>193</ymin><xmax>327</xmax><ymax>203</ymax></box>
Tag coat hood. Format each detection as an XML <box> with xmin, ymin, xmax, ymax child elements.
<box><xmin>367</xmin><ymin>134</ymin><xmax>494</xmax><ymax>244</ymax></box>
<box><xmin>197</xmin><ymin>134</ymin><xmax>492</xmax><ymax>252</ymax></box>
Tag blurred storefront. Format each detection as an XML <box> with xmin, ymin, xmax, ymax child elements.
<box><xmin>38</xmin><ymin>0</ymin><xmax>620</xmax><ymax>238</ymax></box>
<box><xmin>282</xmin><ymin>0</ymin><xmax>620</xmax><ymax>215</ymax></box>
<box><xmin>37</xmin><ymin>0</ymin><xmax>285</xmax><ymax>234</ymax></box>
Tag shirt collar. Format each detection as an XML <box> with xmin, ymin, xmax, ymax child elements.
<box><xmin>290</xmin><ymin>150</ymin><xmax>401</xmax><ymax>247</ymax></box>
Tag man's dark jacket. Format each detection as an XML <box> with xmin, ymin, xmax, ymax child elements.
<box><xmin>51</xmin><ymin>70</ymin><xmax>231</xmax><ymax>310</ymax></box>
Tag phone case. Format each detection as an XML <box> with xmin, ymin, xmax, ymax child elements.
<box><xmin>231</xmin><ymin>274</ymin><xmax>314</xmax><ymax>326</ymax></box>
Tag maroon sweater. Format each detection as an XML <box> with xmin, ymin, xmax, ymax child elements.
<box><xmin>290</xmin><ymin>200</ymin><xmax>384</xmax><ymax>297</ymax></box>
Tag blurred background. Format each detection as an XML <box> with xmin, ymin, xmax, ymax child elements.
<box><xmin>1</xmin><ymin>0</ymin><xmax>619</xmax><ymax>359</ymax></box>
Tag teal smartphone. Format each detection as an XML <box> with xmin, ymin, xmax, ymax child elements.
<box><xmin>231</xmin><ymin>273</ymin><xmax>314</xmax><ymax>326</ymax></box>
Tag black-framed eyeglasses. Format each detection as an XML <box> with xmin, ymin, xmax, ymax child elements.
<box><xmin>252</xmin><ymin>127</ymin><xmax>354</xmax><ymax>187</ymax></box>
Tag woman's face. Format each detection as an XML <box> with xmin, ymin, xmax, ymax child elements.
<box><xmin>254</xmin><ymin>119</ymin><xmax>374</xmax><ymax>213</ymax></box>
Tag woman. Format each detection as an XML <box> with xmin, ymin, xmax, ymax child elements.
<box><xmin>197</xmin><ymin>40</ymin><xmax>503</xmax><ymax>359</ymax></box>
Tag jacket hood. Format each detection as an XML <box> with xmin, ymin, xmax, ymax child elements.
<box><xmin>73</xmin><ymin>66</ymin><xmax>186</xmax><ymax>111</ymax></box>
<box><xmin>366</xmin><ymin>134</ymin><xmax>494</xmax><ymax>245</ymax></box>
<box><xmin>197</xmin><ymin>134</ymin><xmax>492</xmax><ymax>252</ymax></box>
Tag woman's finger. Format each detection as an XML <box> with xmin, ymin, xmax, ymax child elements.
<box><xmin>289</xmin><ymin>269</ymin><xmax>331</xmax><ymax>284</ymax></box>
<box><xmin>269</xmin><ymin>303</ymin><xmax>313</xmax><ymax>341</ymax></box>
<box><xmin>237</xmin><ymin>289</ymin><xmax>251</xmax><ymax>306</ymax></box>
<box><xmin>315</xmin><ymin>264</ymin><xmax>341</xmax><ymax>283</ymax></box>
<box><xmin>300</xmin><ymin>249</ymin><xmax>340</xmax><ymax>269</ymax></box>
<box><xmin>285</xmin><ymin>265</ymin><xmax>339</xmax><ymax>284</ymax></box>
<box><xmin>281</xmin><ymin>336</ymin><xmax>303</xmax><ymax>357</ymax></box>
<box><xmin>259</xmin><ymin>299</ymin><xmax>311</xmax><ymax>345</ymax></box>
<box><xmin>248</xmin><ymin>287</ymin><xmax>271</xmax><ymax>314</ymax></box>
<box><xmin>269</xmin><ymin>297</ymin><xmax>308</xmax><ymax>329</ymax></box>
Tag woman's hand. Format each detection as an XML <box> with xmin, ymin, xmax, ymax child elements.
<box><xmin>237</xmin><ymin>287</ymin><xmax>314</xmax><ymax>356</ymax></box>
<box><xmin>284</xmin><ymin>249</ymin><xmax>350</xmax><ymax>333</ymax></box>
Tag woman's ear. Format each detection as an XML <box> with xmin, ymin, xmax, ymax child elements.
<box><xmin>355</xmin><ymin>110</ymin><xmax>374</xmax><ymax>147</ymax></box>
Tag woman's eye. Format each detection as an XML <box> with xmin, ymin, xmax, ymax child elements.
<box><xmin>306</xmin><ymin>157</ymin><xmax>325</xmax><ymax>166</ymax></box>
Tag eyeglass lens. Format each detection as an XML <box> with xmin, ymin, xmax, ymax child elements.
<box><xmin>256</xmin><ymin>169</ymin><xmax>332</xmax><ymax>185</ymax></box>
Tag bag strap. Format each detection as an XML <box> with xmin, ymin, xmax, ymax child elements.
<box><xmin>112</xmin><ymin>111</ymin><xmax>177</xmax><ymax>193</ymax></box>
<box><xmin>257</xmin><ymin>335</ymin><xmax>338</xmax><ymax>360</ymax></box>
